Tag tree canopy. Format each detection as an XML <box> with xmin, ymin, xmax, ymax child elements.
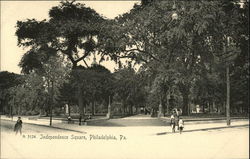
<box><xmin>5</xmin><ymin>0</ymin><xmax>248</xmax><ymax>117</ymax></box>
<box><xmin>16</xmin><ymin>1</ymin><xmax>105</xmax><ymax>70</ymax></box>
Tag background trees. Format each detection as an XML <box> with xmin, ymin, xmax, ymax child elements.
<box><xmin>15</xmin><ymin>1</ymin><xmax>108</xmax><ymax>118</ymax></box>
<box><xmin>69</xmin><ymin>64</ymin><xmax>114</xmax><ymax>116</ymax></box>
<box><xmin>1</xmin><ymin>55</ymin><xmax>70</xmax><ymax>125</ymax></box>
<box><xmin>113</xmin><ymin>65</ymin><xmax>147</xmax><ymax>115</ymax></box>
<box><xmin>98</xmin><ymin>0</ymin><xmax>249</xmax><ymax>116</ymax></box>
<box><xmin>2</xmin><ymin>0</ymin><xmax>248</xmax><ymax>118</ymax></box>
<box><xmin>0</xmin><ymin>72</ymin><xmax>22</xmax><ymax>115</ymax></box>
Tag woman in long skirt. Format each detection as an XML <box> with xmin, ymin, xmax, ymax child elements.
<box><xmin>14</xmin><ymin>117</ymin><xmax>22</xmax><ymax>135</ymax></box>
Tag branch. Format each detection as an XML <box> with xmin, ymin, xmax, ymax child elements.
<box><xmin>124</xmin><ymin>48</ymin><xmax>161</xmax><ymax>62</ymax></box>
<box><xmin>116</xmin><ymin>54</ymin><xmax>149</xmax><ymax>64</ymax></box>
<box><xmin>67</xmin><ymin>54</ymin><xmax>76</xmax><ymax>66</ymax></box>
<box><xmin>75</xmin><ymin>51</ymin><xmax>90</xmax><ymax>63</ymax></box>
<box><xmin>124</xmin><ymin>48</ymin><xmax>144</xmax><ymax>53</ymax></box>
<box><xmin>83</xmin><ymin>59</ymin><xmax>89</xmax><ymax>68</ymax></box>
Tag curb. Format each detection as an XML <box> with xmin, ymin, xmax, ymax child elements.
<box><xmin>184</xmin><ymin>124</ymin><xmax>249</xmax><ymax>133</ymax></box>
<box><xmin>1</xmin><ymin>119</ymin><xmax>86</xmax><ymax>134</ymax></box>
<box><xmin>159</xmin><ymin>117</ymin><xmax>249</xmax><ymax>125</ymax></box>
<box><xmin>156</xmin><ymin>124</ymin><xmax>249</xmax><ymax>135</ymax></box>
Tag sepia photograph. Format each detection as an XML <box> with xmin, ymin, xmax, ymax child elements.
<box><xmin>0</xmin><ymin>0</ymin><xmax>249</xmax><ymax>159</ymax></box>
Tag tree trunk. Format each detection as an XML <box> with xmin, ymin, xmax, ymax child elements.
<box><xmin>162</xmin><ymin>101</ymin><xmax>167</xmax><ymax>117</ymax></box>
<box><xmin>107</xmin><ymin>96</ymin><xmax>111</xmax><ymax>119</ymax></box>
<box><xmin>123</xmin><ymin>104</ymin><xmax>126</xmax><ymax>115</ymax></box>
<box><xmin>50</xmin><ymin>81</ymin><xmax>54</xmax><ymax>126</ymax></box>
<box><xmin>39</xmin><ymin>108</ymin><xmax>42</xmax><ymax>116</ymax></box>
<box><xmin>9</xmin><ymin>103</ymin><xmax>12</xmax><ymax>118</ymax></box>
<box><xmin>216</xmin><ymin>103</ymin><xmax>219</xmax><ymax>113</ymax></box>
<box><xmin>92</xmin><ymin>101</ymin><xmax>95</xmax><ymax>116</ymax></box>
<box><xmin>208</xmin><ymin>102</ymin><xmax>211</xmax><ymax>113</ymax></box>
<box><xmin>68</xmin><ymin>104</ymin><xmax>71</xmax><ymax>117</ymax></box>
<box><xmin>78</xmin><ymin>84</ymin><xmax>84</xmax><ymax>117</ymax></box>
<box><xmin>182</xmin><ymin>93</ymin><xmax>189</xmax><ymax>116</ymax></box>
<box><xmin>18</xmin><ymin>103</ymin><xmax>21</xmax><ymax>116</ymax></box>
<box><xmin>202</xmin><ymin>101</ymin><xmax>205</xmax><ymax>113</ymax></box>
<box><xmin>223</xmin><ymin>101</ymin><xmax>226</xmax><ymax>114</ymax></box>
<box><xmin>212</xmin><ymin>101</ymin><xmax>215</xmax><ymax>113</ymax></box>
<box><xmin>158</xmin><ymin>96</ymin><xmax>163</xmax><ymax>117</ymax></box>
<box><xmin>166</xmin><ymin>92</ymin><xmax>170</xmax><ymax>115</ymax></box>
<box><xmin>226</xmin><ymin>66</ymin><xmax>230</xmax><ymax>126</ymax></box>
<box><xmin>179</xmin><ymin>83</ymin><xmax>190</xmax><ymax>116</ymax></box>
<box><xmin>122</xmin><ymin>100</ymin><xmax>126</xmax><ymax>116</ymax></box>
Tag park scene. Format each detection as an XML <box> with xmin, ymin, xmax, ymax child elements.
<box><xmin>0</xmin><ymin>0</ymin><xmax>249</xmax><ymax>159</ymax></box>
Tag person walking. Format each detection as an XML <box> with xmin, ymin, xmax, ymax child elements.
<box><xmin>170</xmin><ymin>114</ymin><xmax>176</xmax><ymax>133</ymax></box>
<box><xmin>178</xmin><ymin>117</ymin><xmax>184</xmax><ymax>134</ymax></box>
<box><xmin>175</xmin><ymin>113</ymin><xmax>179</xmax><ymax>131</ymax></box>
<box><xmin>67</xmin><ymin>116</ymin><xmax>72</xmax><ymax>124</ymax></box>
<box><xmin>79</xmin><ymin>116</ymin><xmax>82</xmax><ymax>125</ymax></box>
<box><xmin>14</xmin><ymin>117</ymin><xmax>22</xmax><ymax>135</ymax></box>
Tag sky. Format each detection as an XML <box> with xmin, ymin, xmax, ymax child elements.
<box><xmin>0</xmin><ymin>1</ymin><xmax>140</xmax><ymax>74</ymax></box>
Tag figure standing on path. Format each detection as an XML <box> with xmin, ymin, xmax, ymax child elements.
<box><xmin>178</xmin><ymin>117</ymin><xmax>184</xmax><ymax>134</ymax></box>
<box><xmin>170</xmin><ymin>114</ymin><xmax>176</xmax><ymax>133</ymax></box>
<box><xmin>14</xmin><ymin>117</ymin><xmax>22</xmax><ymax>135</ymax></box>
<box><xmin>175</xmin><ymin>114</ymin><xmax>179</xmax><ymax>131</ymax></box>
<box><xmin>67</xmin><ymin>116</ymin><xmax>72</xmax><ymax>124</ymax></box>
<box><xmin>79</xmin><ymin>116</ymin><xmax>82</xmax><ymax>125</ymax></box>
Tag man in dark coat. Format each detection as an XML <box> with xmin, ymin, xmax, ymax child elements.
<box><xmin>14</xmin><ymin>117</ymin><xmax>22</xmax><ymax>135</ymax></box>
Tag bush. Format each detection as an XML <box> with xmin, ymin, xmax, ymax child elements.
<box><xmin>25</xmin><ymin>110</ymin><xmax>39</xmax><ymax>115</ymax></box>
<box><xmin>54</xmin><ymin>107</ymin><xmax>63</xmax><ymax>116</ymax></box>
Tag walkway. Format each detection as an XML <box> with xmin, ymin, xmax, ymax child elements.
<box><xmin>1</xmin><ymin>114</ymin><xmax>248</xmax><ymax>134</ymax></box>
<box><xmin>88</xmin><ymin>114</ymin><xmax>167</xmax><ymax>126</ymax></box>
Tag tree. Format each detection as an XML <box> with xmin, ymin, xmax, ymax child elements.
<box><xmin>0</xmin><ymin>71</ymin><xmax>22</xmax><ymax>115</ymax></box>
<box><xmin>8</xmin><ymin>73</ymin><xmax>47</xmax><ymax>116</ymax></box>
<box><xmin>113</xmin><ymin>65</ymin><xmax>146</xmax><ymax>115</ymax></box>
<box><xmin>15</xmin><ymin>1</ymin><xmax>107</xmax><ymax>117</ymax></box>
<box><xmin>5</xmin><ymin>55</ymin><xmax>70</xmax><ymax>123</ymax></box>
<box><xmin>88</xmin><ymin>64</ymin><xmax>114</xmax><ymax>115</ymax></box>
<box><xmin>202</xmin><ymin>0</ymin><xmax>249</xmax><ymax>123</ymax></box>
<box><xmin>98</xmin><ymin>0</ymin><xmax>249</xmax><ymax>116</ymax></box>
<box><xmin>18</xmin><ymin>46</ymin><xmax>57</xmax><ymax>74</ymax></box>
<box><xmin>16</xmin><ymin>1</ymin><xmax>104</xmax><ymax>69</ymax></box>
<box><xmin>42</xmin><ymin>56</ymin><xmax>71</xmax><ymax>126</ymax></box>
<box><xmin>98</xmin><ymin>1</ymin><xmax>213</xmax><ymax>115</ymax></box>
<box><xmin>61</xmin><ymin>63</ymin><xmax>114</xmax><ymax>118</ymax></box>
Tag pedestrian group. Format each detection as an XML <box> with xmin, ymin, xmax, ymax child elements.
<box><xmin>170</xmin><ymin>111</ymin><xmax>184</xmax><ymax>134</ymax></box>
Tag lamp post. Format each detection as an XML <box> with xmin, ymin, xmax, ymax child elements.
<box><xmin>49</xmin><ymin>80</ymin><xmax>54</xmax><ymax>126</ymax></box>
<box><xmin>226</xmin><ymin>64</ymin><xmax>230</xmax><ymax>126</ymax></box>
<box><xmin>171</xmin><ymin>1</ymin><xmax>178</xmax><ymax>20</ymax></box>
<box><xmin>158</xmin><ymin>1</ymin><xmax>179</xmax><ymax>118</ymax></box>
<box><xmin>224</xmin><ymin>37</ymin><xmax>232</xmax><ymax>126</ymax></box>
<box><xmin>222</xmin><ymin>36</ymin><xmax>238</xmax><ymax>126</ymax></box>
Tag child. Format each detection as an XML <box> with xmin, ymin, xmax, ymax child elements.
<box><xmin>178</xmin><ymin>117</ymin><xmax>184</xmax><ymax>134</ymax></box>
<box><xmin>170</xmin><ymin>114</ymin><xmax>176</xmax><ymax>133</ymax></box>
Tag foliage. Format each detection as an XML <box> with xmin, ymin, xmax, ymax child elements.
<box><xmin>9</xmin><ymin>0</ymin><xmax>249</xmax><ymax>116</ymax></box>
<box><xmin>18</xmin><ymin>46</ymin><xmax>57</xmax><ymax>74</ymax></box>
<box><xmin>16</xmin><ymin>1</ymin><xmax>105</xmax><ymax>69</ymax></box>
<box><xmin>113</xmin><ymin>66</ymin><xmax>147</xmax><ymax>114</ymax></box>
<box><xmin>0</xmin><ymin>71</ymin><xmax>23</xmax><ymax>114</ymax></box>
<box><xmin>4</xmin><ymin>56</ymin><xmax>70</xmax><ymax>116</ymax></box>
<box><xmin>60</xmin><ymin>64</ymin><xmax>114</xmax><ymax>115</ymax></box>
<box><xmin>99</xmin><ymin>0</ymin><xmax>249</xmax><ymax>115</ymax></box>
